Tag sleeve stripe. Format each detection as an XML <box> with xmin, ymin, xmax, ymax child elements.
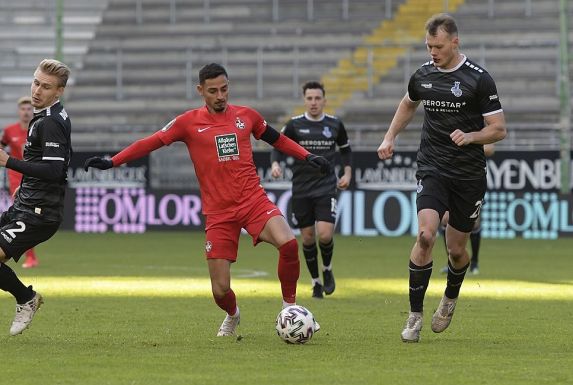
<box><xmin>42</xmin><ymin>156</ymin><xmax>65</xmax><ymax>161</ymax></box>
<box><xmin>483</xmin><ymin>109</ymin><xmax>503</xmax><ymax>117</ymax></box>
<box><xmin>339</xmin><ymin>143</ymin><xmax>350</xmax><ymax>148</ymax></box>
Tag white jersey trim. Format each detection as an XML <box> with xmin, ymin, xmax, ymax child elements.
<box><xmin>42</xmin><ymin>156</ymin><xmax>65</xmax><ymax>161</ymax></box>
<box><xmin>482</xmin><ymin>109</ymin><xmax>503</xmax><ymax>117</ymax></box>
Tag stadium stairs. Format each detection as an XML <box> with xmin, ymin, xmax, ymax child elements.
<box><xmin>0</xmin><ymin>0</ymin><xmax>109</xmax><ymax>126</ymax></box>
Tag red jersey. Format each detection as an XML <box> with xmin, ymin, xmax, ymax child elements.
<box><xmin>1</xmin><ymin>122</ymin><xmax>27</xmax><ymax>160</ymax></box>
<box><xmin>1</xmin><ymin>122</ymin><xmax>28</xmax><ymax>193</ymax></box>
<box><xmin>157</xmin><ymin>104</ymin><xmax>268</xmax><ymax>215</ymax></box>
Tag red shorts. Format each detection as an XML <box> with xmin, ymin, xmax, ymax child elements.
<box><xmin>204</xmin><ymin>191</ymin><xmax>283</xmax><ymax>261</ymax></box>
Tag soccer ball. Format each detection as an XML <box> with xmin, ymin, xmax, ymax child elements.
<box><xmin>275</xmin><ymin>305</ymin><xmax>318</xmax><ymax>344</ymax></box>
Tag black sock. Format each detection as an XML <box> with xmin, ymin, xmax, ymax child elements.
<box><xmin>408</xmin><ymin>260</ymin><xmax>433</xmax><ymax>313</ymax></box>
<box><xmin>319</xmin><ymin>239</ymin><xmax>334</xmax><ymax>269</ymax></box>
<box><xmin>470</xmin><ymin>229</ymin><xmax>481</xmax><ymax>267</ymax></box>
<box><xmin>445</xmin><ymin>260</ymin><xmax>469</xmax><ymax>299</ymax></box>
<box><xmin>0</xmin><ymin>263</ymin><xmax>34</xmax><ymax>304</ymax></box>
<box><xmin>302</xmin><ymin>243</ymin><xmax>319</xmax><ymax>279</ymax></box>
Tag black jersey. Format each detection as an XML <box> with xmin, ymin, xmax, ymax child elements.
<box><xmin>408</xmin><ymin>55</ymin><xmax>502</xmax><ymax>179</ymax></box>
<box><xmin>281</xmin><ymin>113</ymin><xmax>350</xmax><ymax>198</ymax></box>
<box><xmin>13</xmin><ymin>101</ymin><xmax>72</xmax><ymax>223</ymax></box>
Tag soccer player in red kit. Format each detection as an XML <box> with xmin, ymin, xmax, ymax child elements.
<box><xmin>1</xmin><ymin>96</ymin><xmax>39</xmax><ymax>268</ymax></box>
<box><xmin>84</xmin><ymin>63</ymin><xmax>330</xmax><ymax>337</ymax></box>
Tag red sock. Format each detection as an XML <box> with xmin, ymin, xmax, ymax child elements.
<box><xmin>214</xmin><ymin>289</ymin><xmax>237</xmax><ymax>316</ymax></box>
<box><xmin>278</xmin><ymin>239</ymin><xmax>300</xmax><ymax>304</ymax></box>
<box><xmin>25</xmin><ymin>249</ymin><xmax>36</xmax><ymax>259</ymax></box>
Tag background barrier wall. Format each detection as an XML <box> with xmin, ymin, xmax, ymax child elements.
<box><xmin>6</xmin><ymin>150</ymin><xmax>568</xmax><ymax>238</ymax></box>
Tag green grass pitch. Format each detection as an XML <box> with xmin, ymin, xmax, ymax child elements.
<box><xmin>1</xmin><ymin>231</ymin><xmax>572</xmax><ymax>385</ymax></box>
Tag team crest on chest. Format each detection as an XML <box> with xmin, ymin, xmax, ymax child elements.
<box><xmin>451</xmin><ymin>81</ymin><xmax>463</xmax><ymax>97</ymax></box>
<box><xmin>235</xmin><ymin>117</ymin><xmax>245</xmax><ymax>129</ymax></box>
<box><xmin>322</xmin><ymin>126</ymin><xmax>332</xmax><ymax>138</ymax></box>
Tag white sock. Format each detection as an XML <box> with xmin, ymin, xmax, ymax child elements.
<box><xmin>312</xmin><ymin>278</ymin><xmax>322</xmax><ymax>286</ymax></box>
<box><xmin>323</xmin><ymin>264</ymin><xmax>332</xmax><ymax>271</ymax></box>
<box><xmin>282</xmin><ymin>300</ymin><xmax>295</xmax><ymax>309</ymax></box>
<box><xmin>230</xmin><ymin>306</ymin><xmax>240</xmax><ymax>318</ymax></box>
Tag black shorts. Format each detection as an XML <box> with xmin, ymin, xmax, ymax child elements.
<box><xmin>0</xmin><ymin>208</ymin><xmax>60</xmax><ymax>262</ymax></box>
<box><xmin>291</xmin><ymin>194</ymin><xmax>337</xmax><ymax>229</ymax></box>
<box><xmin>415</xmin><ymin>171</ymin><xmax>486</xmax><ymax>233</ymax></box>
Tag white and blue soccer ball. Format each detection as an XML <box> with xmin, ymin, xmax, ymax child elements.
<box><xmin>275</xmin><ymin>305</ymin><xmax>318</xmax><ymax>344</ymax></box>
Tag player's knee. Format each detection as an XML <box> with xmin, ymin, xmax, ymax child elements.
<box><xmin>417</xmin><ymin>230</ymin><xmax>435</xmax><ymax>250</ymax></box>
<box><xmin>448</xmin><ymin>246</ymin><xmax>465</xmax><ymax>263</ymax></box>
<box><xmin>212</xmin><ymin>285</ymin><xmax>231</xmax><ymax>300</ymax></box>
<box><xmin>279</xmin><ymin>238</ymin><xmax>298</xmax><ymax>260</ymax></box>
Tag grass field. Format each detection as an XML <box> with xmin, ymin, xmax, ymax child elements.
<box><xmin>1</xmin><ymin>231</ymin><xmax>572</xmax><ymax>385</ymax></box>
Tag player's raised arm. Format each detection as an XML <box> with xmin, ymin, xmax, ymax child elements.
<box><xmin>84</xmin><ymin>131</ymin><xmax>165</xmax><ymax>171</ymax></box>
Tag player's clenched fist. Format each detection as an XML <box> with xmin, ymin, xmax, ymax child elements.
<box><xmin>305</xmin><ymin>154</ymin><xmax>331</xmax><ymax>175</ymax></box>
<box><xmin>84</xmin><ymin>156</ymin><xmax>113</xmax><ymax>171</ymax></box>
<box><xmin>377</xmin><ymin>138</ymin><xmax>394</xmax><ymax>160</ymax></box>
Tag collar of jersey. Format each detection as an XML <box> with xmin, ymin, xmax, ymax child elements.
<box><xmin>304</xmin><ymin>112</ymin><xmax>325</xmax><ymax>122</ymax></box>
<box><xmin>435</xmin><ymin>54</ymin><xmax>467</xmax><ymax>73</ymax></box>
<box><xmin>33</xmin><ymin>99</ymin><xmax>61</xmax><ymax>114</ymax></box>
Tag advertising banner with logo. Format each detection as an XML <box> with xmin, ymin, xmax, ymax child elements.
<box><xmin>15</xmin><ymin>150</ymin><xmax>570</xmax><ymax>238</ymax></box>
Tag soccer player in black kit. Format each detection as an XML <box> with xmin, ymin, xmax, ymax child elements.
<box><xmin>0</xmin><ymin>59</ymin><xmax>72</xmax><ymax>336</ymax></box>
<box><xmin>271</xmin><ymin>81</ymin><xmax>351</xmax><ymax>299</ymax></box>
<box><xmin>377</xmin><ymin>14</ymin><xmax>506</xmax><ymax>342</ymax></box>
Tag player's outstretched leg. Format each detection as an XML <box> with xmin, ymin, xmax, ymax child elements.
<box><xmin>10</xmin><ymin>291</ymin><xmax>44</xmax><ymax>336</ymax></box>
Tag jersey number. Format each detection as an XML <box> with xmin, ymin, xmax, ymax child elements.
<box><xmin>469</xmin><ymin>200</ymin><xmax>483</xmax><ymax>219</ymax></box>
<box><xmin>6</xmin><ymin>221</ymin><xmax>26</xmax><ymax>238</ymax></box>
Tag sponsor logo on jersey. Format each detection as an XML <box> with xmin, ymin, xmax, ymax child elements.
<box><xmin>451</xmin><ymin>81</ymin><xmax>463</xmax><ymax>97</ymax></box>
<box><xmin>59</xmin><ymin>109</ymin><xmax>68</xmax><ymax>120</ymax></box>
<box><xmin>235</xmin><ymin>117</ymin><xmax>245</xmax><ymax>129</ymax></box>
<box><xmin>322</xmin><ymin>126</ymin><xmax>332</xmax><ymax>138</ymax></box>
<box><xmin>198</xmin><ymin>126</ymin><xmax>212</xmax><ymax>133</ymax></box>
<box><xmin>299</xmin><ymin>129</ymin><xmax>310</xmax><ymax>134</ymax></box>
<box><xmin>215</xmin><ymin>133</ymin><xmax>240</xmax><ymax>160</ymax></box>
<box><xmin>489</xmin><ymin>94</ymin><xmax>499</xmax><ymax>100</ymax></box>
<box><xmin>161</xmin><ymin>118</ymin><xmax>176</xmax><ymax>132</ymax></box>
<box><xmin>421</xmin><ymin>83</ymin><xmax>432</xmax><ymax>89</ymax></box>
<box><xmin>45</xmin><ymin>142</ymin><xmax>60</xmax><ymax>148</ymax></box>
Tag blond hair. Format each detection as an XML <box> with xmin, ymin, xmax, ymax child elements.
<box><xmin>37</xmin><ymin>59</ymin><xmax>71</xmax><ymax>87</ymax></box>
<box><xmin>17</xmin><ymin>96</ymin><xmax>32</xmax><ymax>106</ymax></box>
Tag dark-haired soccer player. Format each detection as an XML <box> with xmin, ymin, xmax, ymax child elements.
<box><xmin>270</xmin><ymin>81</ymin><xmax>351</xmax><ymax>299</ymax></box>
<box><xmin>85</xmin><ymin>63</ymin><xmax>329</xmax><ymax>337</ymax></box>
<box><xmin>0</xmin><ymin>59</ymin><xmax>72</xmax><ymax>336</ymax></box>
<box><xmin>1</xmin><ymin>96</ymin><xmax>40</xmax><ymax>268</ymax></box>
<box><xmin>377</xmin><ymin>14</ymin><xmax>506</xmax><ymax>342</ymax></box>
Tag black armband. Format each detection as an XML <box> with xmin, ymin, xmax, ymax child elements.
<box><xmin>260</xmin><ymin>125</ymin><xmax>281</xmax><ymax>145</ymax></box>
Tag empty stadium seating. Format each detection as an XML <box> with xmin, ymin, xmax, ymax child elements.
<box><xmin>0</xmin><ymin>0</ymin><xmax>570</xmax><ymax>169</ymax></box>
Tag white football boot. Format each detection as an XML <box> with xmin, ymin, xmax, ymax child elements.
<box><xmin>431</xmin><ymin>296</ymin><xmax>458</xmax><ymax>333</ymax></box>
<box><xmin>216</xmin><ymin>307</ymin><xmax>240</xmax><ymax>337</ymax></box>
<box><xmin>401</xmin><ymin>311</ymin><xmax>423</xmax><ymax>343</ymax></box>
<box><xmin>10</xmin><ymin>292</ymin><xmax>44</xmax><ymax>336</ymax></box>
